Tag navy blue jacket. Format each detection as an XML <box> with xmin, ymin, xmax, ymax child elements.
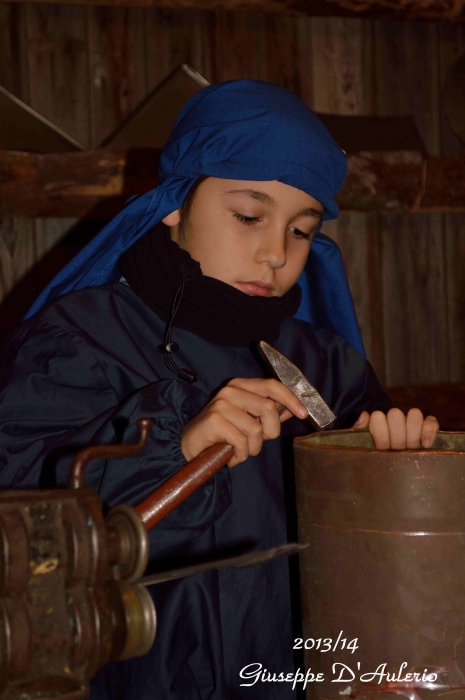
<box><xmin>0</xmin><ymin>281</ymin><xmax>390</xmax><ymax>699</ymax></box>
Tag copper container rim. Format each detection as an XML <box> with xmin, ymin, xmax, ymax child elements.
<box><xmin>294</xmin><ymin>428</ymin><xmax>465</xmax><ymax>454</ymax></box>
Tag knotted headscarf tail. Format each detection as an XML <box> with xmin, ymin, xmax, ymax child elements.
<box><xmin>26</xmin><ymin>79</ymin><xmax>364</xmax><ymax>356</ymax></box>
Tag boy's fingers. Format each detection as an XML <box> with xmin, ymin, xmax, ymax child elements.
<box><xmin>352</xmin><ymin>411</ymin><xmax>369</xmax><ymax>428</ymax></box>
<box><xmin>406</xmin><ymin>408</ymin><xmax>424</xmax><ymax>449</ymax></box>
<box><xmin>232</xmin><ymin>378</ymin><xmax>308</xmax><ymax>419</ymax></box>
<box><xmin>278</xmin><ymin>408</ymin><xmax>293</xmax><ymax>422</ymax></box>
<box><xmin>182</xmin><ymin>412</ymin><xmax>250</xmax><ymax>466</ymax></box>
<box><xmin>213</xmin><ymin>391</ymin><xmax>282</xmax><ymax>439</ymax></box>
<box><xmin>421</xmin><ymin>415</ymin><xmax>440</xmax><ymax>449</ymax></box>
<box><xmin>227</xmin><ymin>378</ymin><xmax>308</xmax><ymax>420</ymax></box>
<box><xmin>386</xmin><ymin>408</ymin><xmax>407</xmax><ymax>450</ymax></box>
<box><xmin>212</xmin><ymin>404</ymin><xmax>265</xmax><ymax>457</ymax></box>
<box><xmin>368</xmin><ymin>411</ymin><xmax>391</xmax><ymax>449</ymax></box>
<box><xmin>367</xmin><ymin>408</ymin><xmax>439</xmax><ymax>452</ymax></box>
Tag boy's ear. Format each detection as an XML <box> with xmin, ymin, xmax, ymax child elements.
<box><xmin>162</xmin><ymin>210</ymin><xmax>181</xmax><ymax>227</ymax></box>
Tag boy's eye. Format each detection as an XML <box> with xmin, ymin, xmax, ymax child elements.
<box><xmin>233</xmin><ymin>213</ymin><xmax>311</xmax><ymax>240</ymax></box>
<box><xmin>289</xmin><ymin>226</ymin><xmax>310</xmax><ymax>241</ymax></box>
<box><xmin>233</xmin><ymin>213</ymin><xmax>260</xmax><ymax>225</ymax></box>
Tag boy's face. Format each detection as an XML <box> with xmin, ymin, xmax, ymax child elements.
<box><xmin>162</xmin><ymin>177</ymin><xmax>324</xmax><ymax>297</ymax></box>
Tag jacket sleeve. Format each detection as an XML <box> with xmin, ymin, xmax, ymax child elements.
<box><xmin>0</xmin><ymin>322</ymin><xmax>232</xmax><ymax>558</ymax></box>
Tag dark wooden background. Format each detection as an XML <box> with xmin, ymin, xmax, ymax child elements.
<box><xmin>1</xmin><ymin>4</ymin><xmax>465</xmax><ymax>390</ymax></box>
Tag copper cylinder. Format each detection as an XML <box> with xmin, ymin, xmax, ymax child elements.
<box><xmin>293</xmin><ymin>429</ymin><xmax>465</xmax><ymax>700</ymax></box>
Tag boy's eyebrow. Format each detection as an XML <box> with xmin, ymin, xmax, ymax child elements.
<box><xmin>296</xmin><ymin>207</ymin><xmax>323</xmax><ymax>220</ymax></box>
<box><xmin>223</xmin><ymin>188</ymin><xmax>323</xmax><ymax>220</ymax></box>
<box><xmin>224</xmin><ymin>188</ymin><xmax>275</xmax><ymax>205</ymax></box>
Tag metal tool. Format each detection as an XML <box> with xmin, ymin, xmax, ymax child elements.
<box><xmin>0</xmin><ymin>419</ymin><xmax>157</xmax><ymax>700</ymax></box>
<box><xmin>258</xmin><ymin>341</ymin><xmax>337</xmax><ymax>430</ymax></box>
<box><xmin>140</xmin><ymin>543</ymin><xmax>308</xmax><ymax>586</ymax></box>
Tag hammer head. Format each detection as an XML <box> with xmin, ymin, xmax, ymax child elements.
<box><xmin>258</xmin><ymin>341</ymin><xmax>336</xmax><ymax>431</ymax></box>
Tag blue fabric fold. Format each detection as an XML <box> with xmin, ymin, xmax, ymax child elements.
<box><xmin>25</xmin><ymin>79</ymin><xmax>364</xmax><ymax>356</ymax></box>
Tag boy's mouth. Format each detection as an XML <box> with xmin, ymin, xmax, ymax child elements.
<box><xmin>236</xmin><ymin>281</ymin><xmax>275</xmax><ymax>297</ymax></box>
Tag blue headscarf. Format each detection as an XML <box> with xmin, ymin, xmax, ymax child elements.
<box><xmin>26</xmin><ymin>79</ymin><xmax>364</xmax><ymax>355</ymax></box>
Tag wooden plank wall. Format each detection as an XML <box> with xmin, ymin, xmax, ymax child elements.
<box><xmin>0</xmin><ymin>3</ymin><xmax>464</xmax><ymax>387</ymax></box>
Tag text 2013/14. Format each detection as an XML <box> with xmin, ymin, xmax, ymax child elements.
<box><xmin>293</xmin><ymin>632</ymin><xmax>358</xmax><ymax>653</ymax></box>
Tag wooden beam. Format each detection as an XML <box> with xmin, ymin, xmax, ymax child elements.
<box><xmin>4</xmin><ymin>0</ymin><xmax>465</xmax><ymax>21</ymax></box>
<box><xmin>338</xmin><ymin>151</ymin><xmax>424</xmax><ymax>212</ymax></box>
<box><xmin>0</xmin><ymin>148</ymin><xmax>160</xmax><ymax>218</ymax></box>
<box><xmin>1</xmin><ymin>148</ymin><xmax>464</xmax><ymax>218</ymax></box>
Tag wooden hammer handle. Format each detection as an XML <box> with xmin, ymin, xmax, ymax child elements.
<box><xmin>135</xmin><ymin>443</ymin><xmax>234</xmax><ymax>531</ymax></box>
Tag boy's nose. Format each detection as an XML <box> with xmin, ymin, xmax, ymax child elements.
<box><xmin>255</xmin><ymin>231</ymin><xmax>287</xmax><ymax>269</ymax></box>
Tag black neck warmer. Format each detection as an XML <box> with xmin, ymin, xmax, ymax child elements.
<box><xmin>119</xmin><ymin>222</ymin><xmax>302</xmax><ymax>348</ymax></box>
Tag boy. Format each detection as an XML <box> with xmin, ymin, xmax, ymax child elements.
<box><xmin>0</xmin><ymin>80</ymin><xmax>438</xmax><ymax>699</ymax></box>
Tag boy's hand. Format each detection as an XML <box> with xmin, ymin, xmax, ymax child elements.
<box><xmin>352</xmin><ymin>408</ymin><xmax>439</xmax><ymax>450</ymax></box>
<box><xmin>181</xmin><ymin>378</ymin><xmax>309</xmax><ymax>467</ymax></box>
